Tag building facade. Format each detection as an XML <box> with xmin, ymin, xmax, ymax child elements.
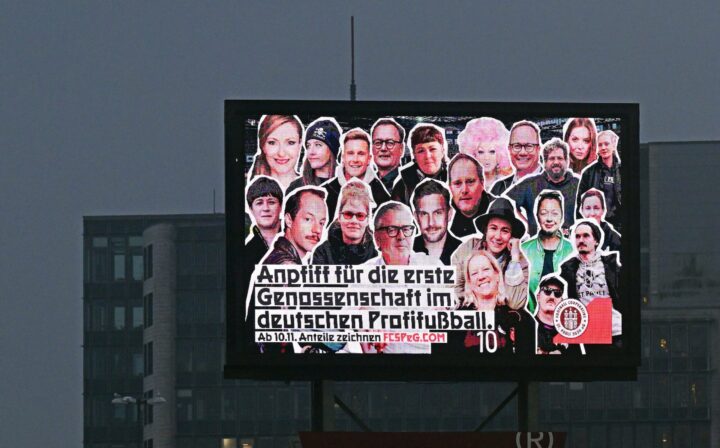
<box><xmin>84</xmin><ymin>142</ymin><xmax>719</xmax><ymax>448</ymax></box>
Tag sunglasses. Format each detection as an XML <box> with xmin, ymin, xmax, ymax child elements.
<box><xmin>340</xmin><ymin>211</ymin><xmax>368</xmax><ymax>222</ymax></box>
<box><xmin>540</xmin><ymin>287</ymin><xmax>563</xmax><ymax>298</ymax></box>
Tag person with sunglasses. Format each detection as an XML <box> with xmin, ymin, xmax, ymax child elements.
<box><xmin>311</xmin><ymin>181</ymin><xmax>378</xmax><ymax>265</ymax></box>
<box><xmin>534</xmin><ymin>275</ymin><xmax>578</xmax><ymax>355</ymax></box>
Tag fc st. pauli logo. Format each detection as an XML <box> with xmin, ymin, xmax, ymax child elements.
<box><xmin>554</xmin><ymin>299</ymin><xmax>589</xmax><ymax>339</ymax></box>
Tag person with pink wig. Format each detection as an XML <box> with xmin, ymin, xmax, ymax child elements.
<box><xmin>457</xmin><ymin>117</ymin><xmax>514</xmax><ymax>190</ymax></box>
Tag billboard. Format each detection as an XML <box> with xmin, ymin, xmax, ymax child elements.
<box><xmin>225</xmin><ymin>100</ymin><xmax>639</xmax><ymax>381</ymax></box>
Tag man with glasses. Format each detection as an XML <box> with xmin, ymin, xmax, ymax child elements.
<box><xmin>520</xmin><ymin>191</ymin><xmax>574</xmax><ymax>313</ymax></box>
<box><xmin>312</xmin><ymin>181</ymin><xmax>378</xmax><ymax>265</ymax></box>
<box><xmin>371</xmin><ymin>118</ymin><xmax>406</xmax><ymax>193</ymax></box>
<box><xmin>506</xmin><ymin>138</ymin><xmax>580</xmax><ymax>235</ymax></box>
<box><xmin>491</xmin><ymin>120</ymin><xmax>544</xmax><ymax>195</ymax></box>
<box><xmin>411</xmin><ymin>179</ymin><xmax>461</xmax><ymax>265</ymax></box>
<box><xmin>366</xmin><ymin>202</ymin><xmax>438</xmax><ymax>266</ymax></box>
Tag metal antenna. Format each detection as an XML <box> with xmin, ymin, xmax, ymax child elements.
<box><xmin>350</xmin><ymin>16</ymin><xmax>357</xmax><ymax>101</ymax></box>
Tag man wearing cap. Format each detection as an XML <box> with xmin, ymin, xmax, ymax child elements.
<box><xmin>322</xmin><ymin>128</ymin><xmax>390</xmax><ymax>220</ymax></box>
<box><xmin>506</xmin><ymin>138</ymin><xmax>580</xmax><ymax>235</ymax></box>
<box><xmin>576</xmin><ymin>130</ymin><xmax>622</xmax><ymax>230</ymax></box>
<box><xmin>491</xmin><ymin>120</ymin><xmax>544</xmax><ymax>195</ymax></box>
<box><xmin>560</xmin><ymin>220</ymin><xmax>622</xmax><ymax>346</ymax></box>
<box><xmin>287</xmin><ymin>118</ymin><xmax>341</xmax><ymax>193</ymax></box>
<box><xmin>520</xmin><ymin>191</ymin><xmax>575</xmax><ymax>314</ymax></box>
<box><xmin>451</xmin><ymin>197</ymin><xmax>529</xmax><ymax>310</ymax></box>
<box><xmin>410</xmin><ymin>179</ymin><xmax>461</xmax><ymax>265</ymax></box>
<box><xmin>534</xmin><ymin>275</ymin><xmax>577</xmax><ymax>355</ymax></box>
<box><xmin>448</xmin><ymin>153</ymin><xmax>497</xmax><ymax>238</ymax></box>
<box><xmin>391</xmin><ymin>123</ymin><xmax>448</xmax><ymax>205</ymax></box>
<box><xmin>245</xmin><ymin>176</ymin><xmax>284</xmax><ymax>266</ymax></box>
<box><xmin>371</xmin><ymin>118</ymin><xmax>406</xmax><ymax>193</ymax></box>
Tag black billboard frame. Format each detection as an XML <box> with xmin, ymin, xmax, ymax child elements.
<box><xmin>225</xmin><ymin>99</ymin><xmax>640</xmax><ymax>382</ymax></box>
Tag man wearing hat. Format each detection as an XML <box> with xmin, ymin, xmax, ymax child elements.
<box><xmin>451</xmin><ymin>197</ymin><xmax>529</xmax><ymax>310</ymax></box>
<box><xmin>287</xmin><ymin>117</ymin><xmax>341</xmax><ymax>193</ymax></box>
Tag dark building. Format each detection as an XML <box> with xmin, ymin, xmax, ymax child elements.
<box><xmin>85</xmin><ymin>141</ymin><xmax>719</xmax><ymax>448</ymax></box>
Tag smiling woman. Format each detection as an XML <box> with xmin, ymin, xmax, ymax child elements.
<box><xmin>251</xmin><ymin>115</ymin><xmax>304</xmax><ymax>190</ymax></box>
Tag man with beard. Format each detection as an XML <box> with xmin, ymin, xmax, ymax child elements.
<box><xmin>287</xmin><ymin>118</ymin><xmax>340</xmax><ymax>193</ymax></box>
<box><xmin>371</xmin><ymin>118</ymin><xmax>406</xmax><ymax>193</ymax></box>
<box><xmin>560</xmin><ymin>220</ymin><xmax>622</xmax><ymax>348</ymax></box>
<box><xmin>322</xmin><ymin>128</ymin><xmax>390</xmax><ymax>219</ymax></box>
<box><xmin>491</xmin><ymin>120</ymin><xmax>544</xmax><ymax>195</ymax></box>
<box><xmin>534</xmin><ymin>275</ymin><xmax>576</xmax><ymax>355</ymax></box>
<box><xmin>391</xmin><ymin>123</ymin><xmax>448</xmax><ymax>205</ymax></box>
<box><xmin>448</xmin><ymin>153</ymin><xmax>496</xmax><ymax>238</ymax></box>
<box><xmin>245</xmin><ymin>176</ymin><xmax>284</xmax><ymax>266</ymax></box>
<box><xmin>579</xmin><ymin>189</ymin><xmax>621</xmax><ymax>254</ymax></box>
<box><xmin>506</xmin><ymin>138</ymin><xmax>579</xmax><ymax>235</ymax></box>
<box><xmin>312</xmin><ymin>181</ymin><xmax>377</xmax><ymax>265</ymax></box>
<box><xmin>576</xmin><ymin>130</ymin><xmax>622</xmax><ymax>230</ymax></box>
<box><xmin>410</xmin><ymin>179</ymin><xmax>461</xmax><ymax>265</ymax></box>
<box><xmin>520</xmin><ymin>191</ymin><xmax>575</xmax><ymax>313</ymax></box>
<box><xmin>264</xmin><ymin>187</ymin><xmax>327</xmax><ymax>265</ymax></box>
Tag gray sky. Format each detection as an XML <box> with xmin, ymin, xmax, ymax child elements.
<box><xmin>1</xmin><ymin>1</ymin><xmax>719</xmax><ymax>446</ymax></box>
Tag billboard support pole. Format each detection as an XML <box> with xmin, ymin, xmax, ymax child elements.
<box><xmin>517</xmin><ymin>381</ymin><xmax>539</xmax><ymax>431</ymax></box>
<box><xmin>311</xmin><ymin>380</ymin><xmax>335</xmax><ymax>431</ymax></box>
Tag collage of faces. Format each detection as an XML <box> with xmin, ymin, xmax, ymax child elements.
<box><xmin>243</xmin><ymin>114</ymin><xmax>623</xmax><ymax>356</ymax></box>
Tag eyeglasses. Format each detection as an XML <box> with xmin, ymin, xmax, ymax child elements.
<box><xmin>340</xmin><ymin>211</ymin><xmax>368</xmax><ymax>221</ymax></box>
<box><xmin>509</xmin><ymin>143</ymin><xmax>539</xmax><ymax>153</ymax></box>
<box><xmin>373</xmin><ymin>139</ymin><xmax>402</xmax><ymax>150</ymax></box>
<box><xmin>540</xmin><ymin>287</ymin><xmax>563</xmax><ymax>298</ymax></box>
<box><xmin>377</xmin><ymin>225</ymin><xmax>415</xmax><ymax>238</ymax></box>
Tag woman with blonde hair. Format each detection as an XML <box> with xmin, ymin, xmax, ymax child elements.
<box><xmin>457</xmin><ymin>117</ymin><xmax>514</xmax><ymax>189</ymax></box>
<box><xmin>250</xmin><ymin>115</ymin><xmax>304</xmax><ymax>190</ymax></box>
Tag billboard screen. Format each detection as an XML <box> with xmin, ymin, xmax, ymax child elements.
<box><xmin>225</xmin><ymin>100</ymin><xmax>639</xmax><ymax>381</ymax></box>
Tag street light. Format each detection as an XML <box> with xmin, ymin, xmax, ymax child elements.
<box><xmin>112</xmin><ymin>392</ymin><xmax>166</xmax><ymax>447</ymax></box>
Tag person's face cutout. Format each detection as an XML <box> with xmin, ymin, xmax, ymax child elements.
<box><xmin>250</xmin><ymin>195</ymin><xmax>281</xmax><ymax>230</ymax></box>
<box><xmin>508</xmin><ymin>125</ymin><xmax>540</xmax><ymax>172</ymax></box>
<box><xmin>581</xmin><ymin>196</ymin><xmax>604</xmax><ymax>224</ymax></box>
<box><xmin>485</xmin><ymin>217</ymin><xmax>513</xmax><ymax>255</ymax></box>
<box><xmin>372</xmin><ymin>124</ymin><xmax>404</xmax><ymax>173</ymax></box>
<box><xmin>538</xmin><ymin>198</ymin><xmax>563</xmax><ymax>234</ymax></box>
<box><xmin>574</xmin><ymin>223</ymin><xmax>598</xmax><ymax>256</ymax></box>
<box><xmin>305</xmin><ymin>139</ymin><xmax>333</xmax><ymax>171</ymax></box>
<box><xmin>414</xmin><ymin>193</ymin><xmax>450</xmax><ymax>244</ymax></box>
<box><xmin>285</xmin><ymin>193</ymin><xmax>327</xmax><ymax>255</ymax></box>
<box><xmin>597</xmin><ymin>133</ymin><xmax>616</xmax><ymax>162</ymax></box>
<box><xmin>544</xmin><ymin>147</ymin><xmax>568</xmax><ymax>182</ymax></box>
<box><xmin>375</xmin><ymin>208</ymin><xmax>414</xmax><ymax>264</ymax></box>
<box><xmin>467</xmin><ymin>254</ymin><xmax>499</xmax><ymax>300</ymax></box>
<box><xmin>568</xmin><ymin>125</ymin><xmax>592</xmax><ymax>162</ymax></box>
<box><xmin>263</xmin><ymin>122</ymin><xmax>301</xmax><ymax>176</ymax></box>
<box><xmin>450</xmin><ymin>159</ymin><xmax>484</xmax><ymax>216</ymax></box>
<box><xmin>343</xmin><ymin>139</ymin><xmax>371</xmax><ymax>179</ymax></box>
<box><xmin>414</xmin><ymin>141</ymin><xmax>444</xmax><ymax>175</ymax></box>
<box><xmin>338</xmin><ymin>199</ymin><xmax>369</xmax><ymax>244</ymax></box>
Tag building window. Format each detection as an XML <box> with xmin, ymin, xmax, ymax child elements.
<box><xmin>113</xmin><ymin>306</ymin><xmax>125</xmax><ymax>330</ymax></box>
<box><xmin>92</xmin><ymin>237</ymin><xmax>108</xmax><ymax>247</ymax></box>
<box><xmin>177</xmin><ymin>389</ymin><xmax>193</xmax><ymax>421</ymax></box>
<box><xmin>144</xmin><ymin>390</ymin><xmax>154</xmax><ymax>425</ymax></box>
<box><xmin>132</xmin><ymin>255</ymin><xmax>144</xmax><ymax>281</ymax></box>
<box><xmin>132</xmin><ymin>306</ymin><xmax>143</xmax><ymax>328</ymax></box>
<box><xmin>113</xmin><ymin>254</ymin><xmax>126</xmax><ymax>280</ymax></box>
<box><xmin>144</xmin><ymin>294</ymin><xmax>153</xmax><ymax>328</ymax></box>
<box><xmin>144</xmin><ymin>342</ymin><xmax>153</xmax><ymax>376</ymax></box>
<box><xmin>132</xmin><ymin>352</ymin><xmax>143</xmax><ymax>376</ymax></box>
<box><xmin>144</xmin><ymin>245</ymin><xmax>154</xmax><ymax>279</ymax></box>
<box><xmin>144</xmin><ymin>439</ymin><xmax>154</xmax><ymax>448</ymax></box>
